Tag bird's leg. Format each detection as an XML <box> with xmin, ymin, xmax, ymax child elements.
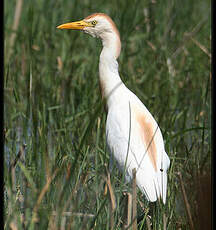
<box><xmin>146</xmin><ymin>213</ymin><xmax>152</xmax><ymax>230</ymax></box>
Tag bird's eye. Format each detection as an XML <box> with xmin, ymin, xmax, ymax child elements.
<box><xmin>92</xmin><ymin>20</ymin><xmax>97</xmax><ymax>26</ymax></box>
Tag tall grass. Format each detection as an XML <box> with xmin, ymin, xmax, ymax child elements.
<box><xmin>4</xmin><ymin>0</ymin><xmax>211</xmax><ymax>229</ymax></box>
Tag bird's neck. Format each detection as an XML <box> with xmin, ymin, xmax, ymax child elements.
<box><xmin>100</xmin><ymin>32</ymin><xmax>121</xmax><ymax>59</ymax></box>
<box><xmin>99</xmin><ymin>36</ymin><xmax>125</xmax><ymax>107</ymax></box>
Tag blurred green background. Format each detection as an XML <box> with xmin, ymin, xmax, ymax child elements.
<box><xmin>4</xmin><ymin>0</ymin><xmax>211</xmax><ymax>229</ymax></box>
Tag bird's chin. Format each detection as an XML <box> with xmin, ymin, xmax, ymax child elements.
<box><xmin>83</xmin><ymin>29</ymin><xmax>97</xmax><ymax>38</ymax></box>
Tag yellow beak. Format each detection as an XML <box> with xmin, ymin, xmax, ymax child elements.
<box><xmin>57</xmin><ymin>20</ymin><xmax>91</xmax><ymax>30</ymax></box>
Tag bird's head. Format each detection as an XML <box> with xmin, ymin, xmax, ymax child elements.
<box><xmin>57</xmin><ymin>13</ymin><xmax>121</xmax><ymax>58</ymax></box>
<box><xmin>57</xmin><ymin>13</ymin><xmax>119</xmax><ymax>38</ymax></box>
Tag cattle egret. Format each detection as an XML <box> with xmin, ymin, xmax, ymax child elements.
<box><xmin>57</xmin><ymin>13</ymin><xmax>170</xmax><ymax>203</ymax></box>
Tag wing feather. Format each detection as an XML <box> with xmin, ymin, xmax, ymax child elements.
<box><xmin>106</xmin><ymin>91</ymin><xmax>170</xmax><ymax>203</ymax></box>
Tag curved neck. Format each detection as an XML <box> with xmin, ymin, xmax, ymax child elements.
<box><xmin>100</xmin><ymin>30</ymin><xmax>121</xmax><ymax>59</ymax></box>
<box><xmin>98</xmin><ymin>30</ymin><xmax>124</xmax><ymax>108</ymax></box>
<box><xmin>99</xmin><ymin>42</ymin><xmax>125</xmax><ymax>107</ymax></box>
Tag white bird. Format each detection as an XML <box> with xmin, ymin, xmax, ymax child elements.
<box><xmin>57</xmin><ymin>13</ymin><xmax>170</xmax><ymax>204</ymax></box>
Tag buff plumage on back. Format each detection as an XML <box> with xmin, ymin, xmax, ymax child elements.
<box><xmin>133</xmin><ymin>105</ymin><xmax>158</xmax><ymax>171</ymax></box>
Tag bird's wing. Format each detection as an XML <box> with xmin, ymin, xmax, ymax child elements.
<box><xmin>106</xmin><ymin>91</ymin><xmax>170</xmax><ymax>203</ymax></box>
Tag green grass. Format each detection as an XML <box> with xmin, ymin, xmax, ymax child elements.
<box><xmin>4</xmin><ymin>0</ymin><xmax>211</xmax><ymax>229</ymax></box>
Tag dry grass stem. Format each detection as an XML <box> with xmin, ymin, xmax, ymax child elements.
<box><xmin>146</xmin><ymin>41</ymin><xmax>156</xmax><ymax>51</ymax></box>
<box><xmin>190</xmin><ymin>37</ymin><xmax>211</xmax><ymax>58</ymax></box>
<box><xmin>57</xmin><ymin>56</ymin><xmax>63</xmax><ymax>71</ymax></box>
<box><xmin>163</xmin><ymin>213</ymin><xmax>167</xmax><ymax>230</ymax></box>
<box><xmin>106</xmin><ymin>172</ymin><xmax>116</xmax><ymax>210</ymax></box>
<box><xmin>123</xmin><ymin>192</ymin><xmax>132</xmax><ymax>229</ymax></box>
<box><xmin>9</xmin><ymin>222</ymin><xmax>18</xmax><ymax>230</ymax></box>
<box><xmin>9</xmin><ymin>144</ymin><xmax>26</xmax><ymax>192</ymax></box>
<box><xmin>127</xmin><ymin>193</ymin><xmax>132</xmax><ymax>228</ymax></box>
<box><xmin>8</xmin><ymin>0</ymin><xmax>23</xmax><ymax>60</ymax></box>
<box><xmin>9</xmin><ymin>144</ymin><xmax>26</xmax><ymax>171</ymax></box>
<box><xmin>178</xmin><ymin>172</ymin><xmax>195</xmax><ymax>230</ymax></box>
<box><xmin>106</xmin><ymin>171</ymin><xmax>116</xmax><ymax>229</ymax></box>
<box><xmin>48</xmin><ymin>215</ymin><xmax>57</xmax><ymax>230</ymax></box>
<box><xmin>33</xmin><ymin>168</ymin><xmax>59</xmax><ymax>214</ymax></box>
<box><xmin>52</xmin><ymin>211</ymin><xmax>95</xmax><ymax>218</ymax></box>
<box><xmin>60</xmin><ymin>216</ymin><xmax>66</xmax><ymax>230</ymax></box>
<box><xmin>172</xmin><ymin>19</ymin><xmax>207</xmax><ymax>59</ymax></box>
<box><xmin>132</xmin><ymin>168</ymin><xmax>137</xmax><ymax>230</ymax></box>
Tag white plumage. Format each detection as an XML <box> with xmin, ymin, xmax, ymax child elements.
<box><xmin>57</xmin><ymin>13</ymin><xmax>170</xmax><ymax>203</ymax></box>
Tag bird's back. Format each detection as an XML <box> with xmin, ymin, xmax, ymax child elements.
<box><xmin>106</xmin><ymin>87</ymin><xmax>170</xmax><ymax>203</ymax></box>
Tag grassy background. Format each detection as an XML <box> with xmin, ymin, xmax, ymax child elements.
<box><xmin>4</xmin><ymin>0</ymin><xmax>211</xmax><ymax>229</ymax></box>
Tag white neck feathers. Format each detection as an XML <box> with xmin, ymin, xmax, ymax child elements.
<box><xmin>99</xmin><ymin>34</ymin><xmax>124</xmax><ymax>106</ymax></box>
